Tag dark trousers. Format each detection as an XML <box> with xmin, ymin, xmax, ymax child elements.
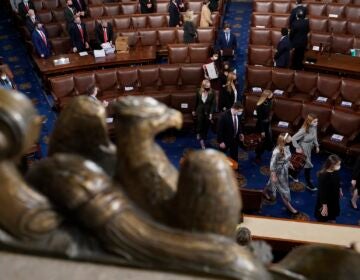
<box><xmin>220</xmin><ymin>138</ymin><xmax>239</xmax><ymax>162</ymax></box>
<box><xmin>292</xmin><ymin>46</ymin><xmax>306</xmax><ymax>70</ymax></box>
<box><xmin>255</xmin><ymin>122</ymin><xmax>273</xmax><ymax>159</ymax></box>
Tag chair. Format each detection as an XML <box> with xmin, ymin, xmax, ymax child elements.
<box><xmin>345</xmin><ymin>5</ymin><xmax>360</xmax><ymax>21</ymax></box>
<box><xmin>326</xmin><ymin>3</ymin><xmax>345</xmax><ymax>18</ymax></box>
<box><xmin>168</xmin><ymin>44</ymin><xmax>188</xmax><ymax>63</ymax></box>
<box><xmin>272</xmin><ymin>14</ymin><xmax>289</xmax><ymax>28</ymax></box>
<box><xmin>353</xmin><ymin>37</ymin><xmax>360</xmax><ymax>49</ymax></box>
<box><xmin>188</xmin><ymin>1</ymin><xmax>202</xmax><ymax>13</ymax></box>
<box><xmin>210</xmin><ymin>13</ymin><xmax>219</xmax><ymax>27</ymax></box>
<box><xmin>138</xmin><ymin>30</ymin><xmax>157</xmax><ymax>46</ymax></box>
<box><xmin>89</xmin><ymin>0</ymin><xmax>103</xmax><ymax>4</ymax></box>
<box><xmin>335</xmin><ymin>78</ymin><xmax>360</xmax><ymax>112</ymax></box>
<box><xmin>272</xmin><ymin>1</ymin><xmax>290</xmax><ymax>13</ymax></box>
<box><xmin>309</xmin><ymin>17</ymin><xmax>328</xmax><ymax>33</ymax></box>
<box><xmin>243</xmin><ymin>94</ymin><xmax>259</xmax><ymax>131</ymax></box>
<box><xmin>157</xmin><ymin>28</ymin><xmax>177</xmax><ymax>54</ymax></box>
<box><xmin>180</xmin><ymin>64</ymin><xmax>204</xmax><ymax>91</ymax></box>
<box><xmin>309</xmin><ymin>32</ymin><xmax>331</xmax><ymax>49</ymax></box>
<box><xmin>271</xmin><ymin>68</ymin><xmax>294</xmax><ymax>98</ymax></box>
<box><xmin>188</xmin><ymin>44</ymin><xmax>210</xmax><ymax>63</ymax></box>
<box><xmin>176</xmin><ymin>28</ymin><xmax>184</xmax><ymax>43</ymax></box>
<box><xmin>159</xmin><ymin>64</ymin><xmax>180</xmax><ymax>92</ymax></box>
<box><xmin>121</xmin><ymin>3</ymin><xmax>138</xmax><ymax>14</ymax></box>
<box><xmin>146</xmin><ymin>93</ymin><xmax>171</xmax><ymax>106</ymax></box>
<box><xmin>349</xmin><ymin>143</ymin><xmax>360</xmax><ymax>157</ymax></box>
<box><xmin>38</xmin><ymin>10</ymin><xmax>53</xmax><ymax>23</ymax></box>
<box><xmin>313</xmin><ymin>74</ymin><xmax>341</xmax><ymax>105</ymax></box>
<box><xmin>43</xmin><ymin>0</ymin><xmax>59</xmax><ymax>9</ymax></box>
<box><xmin>248</xmin><ymin>45</ymin><xmax>273</xmax><ymax>66</ymax></box>
<box><xmin>89</xmin><ymin>5</ymin><xmax>104</xmax><ymax>18</ymax></box>
<box><xmin>290</xmin><ymin>71</ymin><xmax>317</xmax><ymax>102</ymax></box>
<box><xmin>131</xmin><ymin>15</ymin><xmax>147</xmax><ymax>28</ymax></box>
<box><xmin>250</xmin><ymin>28</ymin><xmax>271</xmax><ymax>45</ymax></box>
<box><xmin>336</xmin><ymin>0</ymin><xmax>352</xmax><ymax>4</ymax></box>
<box><xmin>138</xmin><ymin>66</ymin><xmax>160</xmax><ymax>92</ymax></box>
<box><xmin>51</xmin><ymin>8</ymin><xmax>65</xmax><ymax>22</ymax></box>
<box><xmin>321</xmin><ymin>110</ymin><xmax>360</xmax><ymax>155</ymax></box>
<box><xmin>74</xmin><ymin>72</ymin><xmax>95</xmax><ymax>96</ymax></box>
<box><xmin>252</xmin><ymin>13</ymin><xmax>271</xmax><ymax>27</ymax></box>
<box><xmin>95</xmin><ymin>69</ymin><xmax>121</xmax><ymax>100</ymax></box>
<box><xmin>328</xmin><ymin>18</ymin><xmax>347</xmax><ymax>34</ymax></box>
<box><xmin>50</xmin><ymin>37</ymin><xmax>71</xmax><ymax>54</ymax></box>
<box><xmin>271</xmin><ymin>29</ymin><xmax>282</xmax><ymax>47</ymax></box>
<box><xmin>246</xmin><ymin>66</ymin><xmax>272</xmax><ymax>95</ymax></box>
<box><xmin>120</xmin><ymin>31</ymin><xmax>137</xmax><ymax>47</ymax></box>
<box><xmin>45</xmin><ymin>23</ymin><xmax>63</xmax><ymax>38</ymax></box>
<box><xmin>104</xmin><ymin>4</ymin><xmax>121</xmax><ymax>16</ymax></box>
<box><xmin>170</xmin><ymin>92</ymin><xmax>196</xmax><ymax>128</ymax></box>
<box><xmin>113</xmin><ymin>16</ymin><xmax>131</xmax><ymax>30</ymax></box>
<box><xmin>117</xmin><ymin>67</ymin><xmax>139</xmax><ymax>93</ymax></box>
<box><xmin>347</xmin><ymin>21</ymin><xmax>360</xmax><ymax>37</ymax></box>
<box><xmin>156</xmin><ymin>2</ymin><xmax>168</xmax><ymax>13</ymax></box>
<box><xmin>50</xmin><ymin>75</ymin><xmax>76</xmax><ymax>109</ymax></box>
<box><xmin>197</xmin><ymin>28</ymin><xmax>214</xmax><ymax>43</ymax></box>
<box><xmin>308</xmin><ymin>3</ymin><xmax>326</xmax><ymax>16</ymax></box>
<box><xmin>33</xmin><ymin>0</ymin><xmax>43</xmax><ymax>11</ymax></box>
<box><xmin>148</xmin><ymin>14</ymin><xmax>166</xmax><ymax>28</ymax></box>
<box><xmin>332</xmin><ymin>34</ymin><xmax>354</xmax><ymax>54</ymax></box>
<box><xmin>301</xmin><ymin>103</ymin><xmax>332</xmax><ymax>135</ymax></box>
<box><xmin>271</xmin><ymin>98</ymin><xmax>303</xmax><ymax>136</ymax></box>
<box><xmin>254</xmin><ymin>1</ymin><xmax>272</xmax><ymax>13</ymax></box>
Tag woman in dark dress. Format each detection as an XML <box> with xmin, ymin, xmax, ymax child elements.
<box><xmin>219</xmin><ymin>72</ymin><xmax>238</xmax><ymax>112</ymax></box>
<box><xmin>255</xmin><ymin>90</ymin><xmax>274</xmax><ymax>163</ymax></box>
<box><xmin>350</xmin><ymin>156</ymin><xmax>360</xmax><ymax>210</ymax></box>
<box><xmin>315</xmin><ymin>154</ymin><xmax>343</xmax><ymax>222</ymax></box>
<box><xmin>168</xmin><ymin>0</ymin><xmax>181</xmax><ymax>27</ymax></box>
<box><xmin>192</xmin><ymin>79</ymin><xmax>216</xmax><ymax>149</ymax></box>
<box><xmin>183</xmin><ymin>10</ymin><xmax>197</xmax><ymax>43</ymax></box>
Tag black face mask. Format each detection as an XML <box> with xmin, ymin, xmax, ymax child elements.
<box><xmin>204</xmin><ymin>87</ymin><xmax>211</xmax><ymax>91</ymax></box>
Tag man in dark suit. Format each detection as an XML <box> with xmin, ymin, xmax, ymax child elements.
<box><xmin>95</xmin><ymin>20</ymin><xmax>114</xmax><ymax>49</ymax></box>
<box><xmin>168</xmin><ymin>0</ymin><xmax>181</xmax><ymax>27</ymax></box>
<box><xmin>139</xmin><ymin>0</ymin><xmax>155</xmax><ymax>13</ymax></box>
<box><xmin>217</xmin><ymin>102</ymin><xmax>244</xmax><ymax>162</ymax></box>
<box><xmin>69</xmin><ymin>15</ymin><xmax>89</xmax><ymax>53</ymax></box>
<box><xmin>72</xmin><ymin>0</ymin><xmax>87</xmax><ymax>15</ymax></box>
<box><xmin>289</xmin><ymin>10</ymin><xmax>309</xmax><ymax>70</ymax></box>
<box><xmin>274</xmin><ymin>28</ymin><xmax>291</xmax><ymax>68</ymax></box>
<box><xmin>216</xmin><ymin>23</ymin><xmax>237</xmax><ymax>63</ymax></box>
<box><xmin>25</xmin><ymin>9</ymin><xmax>39</xmax><ymax>33</ymax></box>
<box><xmin>64</xmin><ymin>0</ymin><xmax>83</xmax><ymax>30</ymax></box>
<box><xmin>18</xmin><ymin>0</ymin><xmax>35</xmax><ymax>21</ymax></box>
<box><xmin>289</xmin><ymin>0</ymin><xmax>307</xmax><ymax>27</ymax></box>
<box><xmin>32</xmin><ymin>22</ymin><xmax>52</xmax><ymax>58</ymax></box>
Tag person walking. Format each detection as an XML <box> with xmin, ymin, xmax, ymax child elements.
<box><xmin>350</xmin><ymin>156</ymin><xmax>360</xmax><ymax>210</ymax></box>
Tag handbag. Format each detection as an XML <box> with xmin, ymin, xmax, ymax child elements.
<box><xmin>290</xmin><ymin>152</ymin><xmax>307</xmax><ymax>174</ymax></box>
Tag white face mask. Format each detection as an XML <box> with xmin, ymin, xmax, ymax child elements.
<box><xmin>334</xmin><ymin>164</ymin><xmax>341</xmax><ymax>171</ymax></box>
<box><xmin>237</xmin><ymin>111</ymin><xmax>243</xmax><ymax>116</ymax></box>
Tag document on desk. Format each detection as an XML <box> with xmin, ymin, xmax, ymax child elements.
<box><xmin>94</xmin><ymin>49</ymin><xmax>106</xmax><ymax>58</ymax></box>
<box><xmin>79</xmin><ymin>51</ymin><xmax>88</xmax><ymax>56</ymax></box>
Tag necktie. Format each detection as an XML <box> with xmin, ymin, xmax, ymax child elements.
<box><xmin>226</xmin><ymin>34</ymin><xmax>229</xmax><ymax>44</ymax></box>
<box><xmin>103</xmin><ymin>28</ymin><xmax>108</xmax><ymax>43</ymax></box>
<box><xmin>233</xmin><ymin>114</ymin><xmax>237</xmax><ymax>137</ymax></box>
<box><xmin>39</xmin><ymin>30</ymin><xmax>47</xmax><ymax>45</ymax></box>
<box><xmin>78</xmin><ymin>24</ymin><xmax>84</xmax><ymax>43</ymax></box>
<box><xmin>25</xmin><ymin>3</ymin><xmax>29</xmax><ymax>11</ymax></box>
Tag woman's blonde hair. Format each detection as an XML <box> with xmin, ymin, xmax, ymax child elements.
<box><xmin>302</xmin><ymin>113</ymin><xmax>317</xmax><ymax>133</ymax></box>
<box><xmin>200</xmin><ymin>79</ymin><xmax>211</xmax><ymax>93</ymax></box>
<box><xmin>276</xmin><ymin>133</ymin><xmax>288</xmax><ymax>158</ymax></box>
<box><xmin>184</xmin><ymin>9</ymin><xmax>194</xmax><ymax>22</ymax></box>
<box><xmin>256</xmin><ymin>90</ymin><xmax>272</xmax><ymax>106</ymax></box>
<box><xmin>226</xmin><ymin>72</ymin><xmax>236</xmax><ymax>92</ymax></box>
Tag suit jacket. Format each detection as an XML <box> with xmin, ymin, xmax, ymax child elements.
<box><xmin>195</xmin><ymin>90</ymin><xmax>216</xmax><ymax>117</ymax></box>
<box><xmin>289</xmin><ymin>5</ymin><xmax>307</xmax><ymax>27</ymax></box>
<box><xmin>183</xmin><ymin>21</ymin><xmax>197</xmax><ymax>43</ymax></box>
<box><xmin>216</xmin><ymin>31</ymin><xmax>237</xmax><ymax>53</ymax></box>
<box><xmin>219</xmin><ymin>83</ymin><xmax>239</xmax><ymax>111</ymax></box>
<box><xmin>69</xmin><ymin>22</ymin><xmax>88</xmax><ymax>52</ymax></box>
<box><xmin>32</xmin><ymin>28</ymin><xmax>52</xmax><ymax>58</ymax></box>
<box><xmin>25</xmin><ymin>15</ymin><xmax>39</xmax><ymax>33</ymax></box>
<box><xmin>64</xmin><ymin>6</ymin><xmax>77</xmax><ymax>27</ymax></box>
<box><xmin>290</xmin><ymin>18</ymin><xmax>309</xmax><ymax>48</ymax></box>
<box><xmin>275</xmin><ymin>35</ymin><xmax>291</xmax><ymax>68</ymax></box>
<box><xmin>72</xmin><ymin>0</ymin><xmax>86</xmax><ymax>12</ymax></box>
<box><xmin>18</xmin><ymin>0</ymin><xmax>35</xmax><ymax>20</ymax></box>
<box><xmin>95</xmin><ymin>23</ymin><xmax>114</xmax><ymax>46</ymax></box>
<box><xmin>168</xmin><ymin>1</ymin><xmax>180</xmax><ymax>27</ymax></box>
<box><xmin>140</xmin><ymin>0</ymin><xmax>155</xmax><ymax>13</ymax></box>
<box><xmin>217</xmin><ymin>109</ymin><xmax>243</xmax><ymax>145</ymax></box>
<box><xmin>200</xmin><ymin>4</ymin><xmax>212</xmax><ymax>27</ymax></box>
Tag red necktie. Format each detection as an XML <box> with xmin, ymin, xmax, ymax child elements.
<box><xmin>103</xmin><ymin>28</ymin><xmax>108</xmax><ymax>43</ymax></box>
<box><xmin>25</xmin><ymin>3</ymin><xmax>29</xmax><ymax>11</ymax></box>
<box><xmin>39</xmin><ymin>30</ymin><xmax>47</xmax><ymax>45</ymax></box>
<box><xmin>78</xmin><ymin>24</ymin><xmax>84</xmax><ymax>43</ymax></box>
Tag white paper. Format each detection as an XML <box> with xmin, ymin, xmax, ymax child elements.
<box><xmin>252</xmin><ymin>87</ymin><xmax>262</xmax><ymax>93</ymax></box>
<box><xmin>329</xmin><ymin>14</ymin><xmax>338</xmax><ymax>18</ymax></box>
<box><xmin>181</xmin><ymin>103</ymin><xmax>188</xmax><ymax>109</ymax></box>
<box><xmin>94</xmin><ymin>49</ymin><xmax>106</xmax><ymax>58</ymax></box>
<box><xmin>104</xmin><ymin>47</ymin><xmax>115</xmax><ymax>54</ymax></box>
<box><xmin>253</xmin><ymin>110</ymin><xmax>257</xmax><ymax>116</ymax></box>
<box><xmin>273</xmin><ymin>89</ymin><xmax>284</xmax><ymax>95</ymax></box>
<box><xmin>106</xmin><ymin>117</ymin><xmax>113</xmax><ymax>123</ymax></box>
<box><xmin>256</xmin><ymin>25</ymin><xmax>265</xmax><ymax>28</ymax></box>
<box><xmin>278</xmin><ymin>121</ymin><xmax>289</xmax><ymax>128</ymax></box>
<box><xmin>53</xmin><ymin>57</ymin><xmax>70</xmax><ymax>66</ymax></box>
<box><xmin>101</xmin><ymin>42</ymin><xmax>112</xmax><ymax>49</ymax></box>
<box><xmin>341</xmin><ymin>101</ymin><xmax>352</xmax><ymax>107</ymax></box>
<box><xmin>331</xmin><ymin>134</ymin><xmax>343</xmax><ymax>141</ymax></box>
<box><xmin>316</xmin><ymin>96</ymin><xmax>328</xmax><ymax>102</ymax></box>
<box><xmin>312</xmin><ymin>46</ymin><xmax>320</xmax><ymax>51</ymax></box>
<box><xmin>79</xmin><ymin>51</ymin><xmax>88</xmax><ymax>56</ymax></box>
<box><xmin>124</xmin><ymin>86</ymin><xmax>134</xmax><ymax>91</ymax></box>
<box><xmin>204</xmin><ymin>62</ymin><xmax>218</xmax><ymax>80</ymax></box>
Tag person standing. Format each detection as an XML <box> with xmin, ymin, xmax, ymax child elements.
<box><xmin>215</xmin><ymin>23</ymin><xmax>237</xmax><ymax>63</ymax></box>
<box><xmin>192</xmin><ymin>79</ymin><xmax>216</xmax><ymax>150</ymax></box>
<box><xmin>264</xmin><ymin>133</ymin><xmax>299</xmax><ymax>215</ymax></box>
<box><xmin>140</xmin><ymin>0</ymin><xmax>154</xmax><ymax>13</ymax></box>
<box><xmin>25</xmin><ymin>9</ymin><xmax>39</xmax><ymax>33</ymax></box>
<box><xmin>255</xmin><ymin>90</ymin><xmax>273</xmax><ymax>163</ymax></box>
<box><xmin>219</xmin><ymin>71</ymin><xmax>238</xmax><ymax>112</ymax></box>
<box><xmin>64</xmin><ymin>0</ymin><xmax>82</xmax><ymax>30</ymax></box>
<box><xmin>315</xmin><ymin>154</ymin><xmax>343</xmax><ymax>222</ymax></box>
<box><xmin>289</xmin><ymin>0</ymin><xmax>307</xmax><ymax>27</ymax></box>
<box><xmin>31</xmin><ymin>22</ymin><xmax>52</xmax><ymax>58</ymax></box>
<box><xmin>217</xmin><ymin>102</ymin><xmax>244</xmax><ymax>162</ymax></box>
<box><xmin>72</xmin><ymin>0</ymin><xmax>87</xmax><ymax>16</ymax></box>
<box><xmin>168</xmin><ymin>0</ymin><xmax>181</xmax><ymax>27</ymax></box>
<box><xmin>350</xmin><ymin>156</ymin><xmax>360</xmax><ymax>210</ymax></box>
<box><xmin>274</xmin><ymin>27</ymin><xmax>291</xmax><ymax>68</ymax></box>
<box><xmin>18</xmin><ymin>0</ymin><xmax>35</xmax><ymax>21</ymax></box>
<box><xmin>289</xmin><ymin>10</ymin><xmax>309</xmax><ymax>70</ymax></box>
<box><xmin>200</xmin><ymin>0</ymin><xmax>212</xmax><ymax>28</ymax></box>
<box><xmin>183</xmin><ymin>10</ymin><xmax>197</xmax><ymax>44</ymax></box>
<box><xmin>95</xmin><ymin>20</ymin><xmax>114</xmax><ymax>49</ymax></box>
<box><xmin>291</xmin><ymin>114</ymin><xmax>320</xmax><ymax>191</ymax></box>
<box><xmin>69</xmin><ymin>15</ymin><xmax>90</xmax><ymax>53</ymax></box>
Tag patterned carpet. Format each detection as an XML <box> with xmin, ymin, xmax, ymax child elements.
<box><xmin>1</xmin><ymin>3</ymin><xmax>359</xmax><ymax>226</ymax></box>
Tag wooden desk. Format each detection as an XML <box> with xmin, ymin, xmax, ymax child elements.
<box><xmin>304</xmin><ymin>50</ymin><xmax>360</xmax><ymax>77</ymax></box>
<box><xmin>33</xmin><ymin>46</ymin><xmax>157</xmax><ymax>78</ymax></box>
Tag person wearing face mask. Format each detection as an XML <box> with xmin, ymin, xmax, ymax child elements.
<box><xmin>215</xmin><ymin>23</ymin><xmax>237</xmax><ymax>63</ymax></box>
<box><xmin>217</xmin><ymin>102</ymin><xmax>244</xmax><ymax>162</ymax></box>
<box><xmin>263</xmin><ymin>133</ymin><xmax>299</xmax><ymax>216</ymax></box>
<box><xmin>315</xmin><ymin>154</ymin><xmax>343</xmax><ymax>222</ymax></box>
<box><xmin>69</xmin><ymin>15</ymin><xmax>90</xmax><ymax>53</ymax></box>
<box><xmin>95</xmin><ymin>20</ymin><xmax>114</xmax><ymax>49</ymax></box>
<box><xmin>219</xmin><ymin>71</ymin><xmax>239</xmax><ymax>112</ymax></box>
<box><xmin>291</xmin><ymin>114</ymin><xmax>320</xmax><ymax>191</ymax></box>
<box><xmin>32</xmin><ymin>21</ymin><xmax>52</xmax><ymax>58</ymax></box>
<box><xmin>25</xmin><ymin>9</ymin><xmax>40</xmax><ymax>33</ymax></box>
<box><xmin>18</xmin><ymin>0</ymin><xmax>35</xmax><ymax>21</ymax></box>
<box><xmin>192</xmin><ymin>79</ymin><xmax>216</xmax><ymax>150</ymax></box>
<box><xmin>255</xmin><ymin>90</ymin><xmax>274</xmax><ymax>164</ymax></box>
<box><xmin>64</xmin><ymin>0</ymin><xmax>83</xmax><ymax>30</ymax></box>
